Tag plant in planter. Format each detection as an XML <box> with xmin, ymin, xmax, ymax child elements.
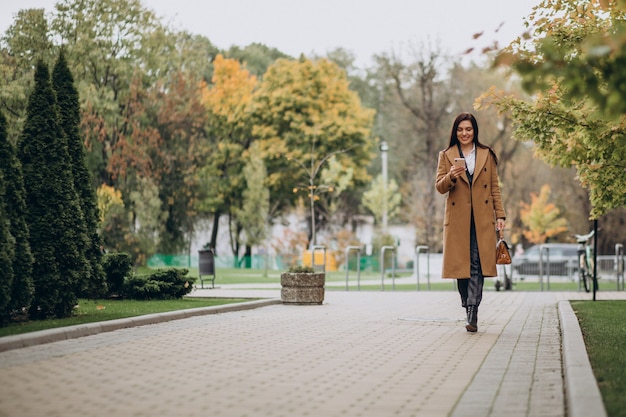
<box><xmin>281</xmin><ymin>264</ymin><xmax>325</xmax><ymax>305</ymax></box>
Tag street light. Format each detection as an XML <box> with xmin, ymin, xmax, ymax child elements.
<box><xmin>379</xmin><ymin>140</ymin><xmax>389</xmax><ymax>233</ymax></box>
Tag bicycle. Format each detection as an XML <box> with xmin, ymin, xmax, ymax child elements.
<box><xmin>573</xmin><ymin>230</ymin><xmax>595</xmax><ymax>292</ymax></box>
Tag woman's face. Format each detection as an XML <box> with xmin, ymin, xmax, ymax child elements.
<box><xmin>456</xmin><ymin>120</ymin><xmax>474</xmax><ymax>147</ymax></box>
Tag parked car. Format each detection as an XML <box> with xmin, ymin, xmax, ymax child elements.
<box><xmin>512</xmin><ymin>243</ymin><xmax>579</xmax><ymax>276</ymax></box>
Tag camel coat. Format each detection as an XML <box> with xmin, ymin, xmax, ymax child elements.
<box><xmin>436</xmin><ymin>146</ymin><xmax>506</xmax><ymax>278</ymax></box>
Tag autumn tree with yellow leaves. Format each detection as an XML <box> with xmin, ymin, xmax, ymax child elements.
<box><xmin>198</xmin><ymin>54</ymin><xmax>258</xmax><ymax>259</ymax></box>
<box><xmin>519</xmin><ymin>185</ymin><xmax>568</xmax><ymax>244</ymax></box>
<box><xmin>252</xmin><ymin>57</ymin><xmax>375</xmax><ymax>247</ymax></box>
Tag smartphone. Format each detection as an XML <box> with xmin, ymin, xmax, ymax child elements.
<box><xmin>454</xmin><ymin>158</ymin><xmax>466</xmax><ymax>169</ymax></box>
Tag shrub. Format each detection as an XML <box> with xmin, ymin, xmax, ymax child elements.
<box><xmin>287</xmin><ymin>265</ymin><xmax>317</xmax><ymax>273</ymax></box>
<box><xmin>102</xmin><ymin>253</ymin><xmax>133</xmax><ymax>296</ymax></box>
<box><xmin>123</xmin><ymin>268</ymin><xmax>195</xmax><ymax>300</ymax></box>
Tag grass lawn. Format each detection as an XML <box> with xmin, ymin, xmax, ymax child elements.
<box><xmin>168</xmin><ymin>265</ymin><xmax>588</xmax><ymax>292</ymax></box>
<box><xmin>0</xmin><ymin>297</ymin><xmax>249</xmax><ymax>338</ymax></box>
<box><xmin>571</xmin><ymin>300</ymin><xmax>626</xmax><ymax>417</ymax></box>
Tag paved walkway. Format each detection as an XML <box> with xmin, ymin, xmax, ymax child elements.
<box><xmin>0</xmin><ymin>288</ymin><xmax>624</xmax><ymax>417</ymax></box>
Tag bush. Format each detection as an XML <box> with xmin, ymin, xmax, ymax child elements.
<box><xmin>287</xmin><ymin>265</ymin><xmax>317</xmax><ymax>273</ymax></box>
<box><xmin>123</xmin><ymin>268</ymin><xmax>195</xmax><ymax>300</ymax></box>
<box><xmin>102</xmin><ymin>253</ymin><xmax>133</xmax><ymax>296</ymax></box>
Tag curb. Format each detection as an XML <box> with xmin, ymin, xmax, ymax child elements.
<box><xmin>0</xmin><ymin>298</ymin><xmax>281</xmax><ymax>353</ymax></box>
<box><xmin>558</xmin><ymin>300</ymin><xmax>607</xmax><ymax>417</ymax></box>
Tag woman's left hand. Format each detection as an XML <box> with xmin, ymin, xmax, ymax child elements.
<box><xmin>496</xmin><ymin>218</ymin><xmax>505</xmax><ymax>232</ymax></box>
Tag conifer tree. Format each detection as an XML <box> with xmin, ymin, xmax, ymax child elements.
<box><xmin>0</xmin><ymin>111</ymin><xmax>34</xmax><ymax>323</ymax></box>
<box><xmin>0</xmin><ymin>189</ymin><xmax>14</xmax><ymax>323</ymax></box>
<box><xmin>18</xmin><ymin>61</ymin><xmax>90</xmax><ymax>319</ymax></box>
<box><xmin>0</xmin><ymin>144</ymin><xmax>15</xmax><ymax>321</ymax></box>
<box><xmin>52</xmin><ymin>50</ymin><xmax>106</xmax><ymax>298</ymax></box>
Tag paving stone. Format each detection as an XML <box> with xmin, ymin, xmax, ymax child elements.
<box><xmin>0</xmin><ymin>290</ymin><xmax>623</xmax><ymax>416</ymax></box>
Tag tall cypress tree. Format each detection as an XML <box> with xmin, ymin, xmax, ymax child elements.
<box><xmin>0</xmin><ymin>116</ymin><xmax>15</xmax><ymax>322</ymax></box>
<box><xmin>52</xmin><ymin>50</ymin><xmax>106</xmax><ymax>298</ymax></box>
<box><xmin>18</xmin><ymin>61</ymin><xmax>90</xmax><ymax>319</ymax></box>
<box><xmin>0</xmin><ymin>111</ymin><xmax>34</xmax><ymax>323</ymax></box>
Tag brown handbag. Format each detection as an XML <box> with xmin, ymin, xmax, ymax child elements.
<box><xmin>496</xmin><ymin>229</ymin><xmax>512</xmax><ymax>265</ymax></box>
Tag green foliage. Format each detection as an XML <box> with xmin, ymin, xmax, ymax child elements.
<box><xmin>102</xmin><ymin>252</ymin><xmax>133</xmax><ymax>296</ymax></box>
<box><xmin>0</xmin><ymin>8</ymin><xmax>55</xmax><ymax>143</ymax></box>
<box><xmin>226</xmin><ymin>42</ymin><xmax>291</xmax><ymax>78</ymax></box>
<box><xmin>128</xmin><ymin>176</ymin><xmax>168</xmax><ymax>264</ymax></box>
<box><xmin>287</xmin><ymin>265</ymin><xmax>317</xmax><ymax>273</ymax></box>
<box><xmin>362</xmin><ymin>174</ymin><xmax>402</xmax><ymax>226</ymax></box>
<box><xmin>123</xmin><ymin>268</ymin><xmax>195</xmax><ymax>300</ymax></box>
<box><xmin>252</xmin><ymin>57</ymin><xmax>375</xmax><ymax>214</ymax></box>
<box><xmin>236</xmin><ymin>143</ymin><xmax>270</xmax><ymax>247</ymax></box>
<box><xmin>151</xmin><ymin>72</ymin><xmax>212</xmax><ymax>254</ymax></box>
<box><xmin>52</xmin><ymin>49</ymin><xmax>107</xmax><ymax>298</ymax></box>
<box><xmin>486</xmin><ymin>0</ymin><xmax>626</xmax><ymax>217</ymax></box>
<box><xmin>0</xmin><ymin>111</ymin><xmax>34</xmax><ymax>324</ymax></box>
<box><xmin>0</xmin><ymin>172</ymin><xmax>15</xmax><ymax>323</ymax></box>
<box><xmin>18</xmin><ymin>61</ymin><xmax>89</xmax><ymax>319</ymax></box>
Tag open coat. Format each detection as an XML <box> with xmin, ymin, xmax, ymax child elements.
<box><xmin>435</xmin><ymin>146</ymin><xmax>506</xmax><ymax>278</ymax></box>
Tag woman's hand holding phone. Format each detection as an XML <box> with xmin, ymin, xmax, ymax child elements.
<box><xmin>450</xmin><ymin>158</ymin><xmax>465</xmax><ymax>179</ymax></box>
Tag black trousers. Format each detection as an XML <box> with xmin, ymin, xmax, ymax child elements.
<box><xmin>457</xmin><ymin>211</ymin><xmax>484</xmax><ymax>308</ymax></box>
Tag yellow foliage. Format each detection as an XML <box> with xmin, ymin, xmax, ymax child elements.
<box><xmin>519</xmin><ymin>184</ymin><xmax>568</xmax><ymax>243</ymax></box>
<box><xmin>200</xmin><ymin>54</ymin><xmax>257</xmax><ymax>119</ymax></box>
<box><xmin>96</xmin><ymin>184</ymin><xmax>124</xmax><ymax>224</ymax></box>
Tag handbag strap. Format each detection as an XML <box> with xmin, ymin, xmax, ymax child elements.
<box><xmin>497</xmin><ymin>228</ymin><xmax>504</xmax><ymax>241</ymax></box>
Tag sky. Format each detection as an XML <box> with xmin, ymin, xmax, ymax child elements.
<box><xmin>0</xmin><ymin>0</ymin><xmax>541</xmax><ymax>67</ymax></box>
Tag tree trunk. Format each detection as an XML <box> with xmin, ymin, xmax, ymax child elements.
<box><xmin>210</xmin><ymin>211</ymin><xmax>220</xmax><ymax>255</ymax></box>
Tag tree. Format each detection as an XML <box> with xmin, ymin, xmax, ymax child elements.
<box><xmin>252</xmin><ymin>57</ymin><xmax>375</xmax><ymax>246</ymax></box>
<box><xmin>52</xmin><ymin>49</ymin><xmax>106</xmax><ymax>298</ymax></box>
<box><xmin>375</xmin><ymin>45</ymin><xmax>452</xmax><ymax>250</ymax></box>
<box><xmin>96</xmin><ymin>183</ymin><xmax>124</xmax><ymax>225</ymax></box>
<box><xmin>151</xmin><ymin>72</ymin><xmax>211</xmax><ymax>255</ymax></box>
<box><xmin>51</xmin><ymin>0</ymin><xmax>176</xmax><ymax>186</ymax></box>
<box><xmin>482</xmin><ymin>0</ymin><xmax>626</xmax><ymax>218</ymax></box>
<box><xmin>128</xmin><ymin>176</ymin><xmax>167</xmax><ymax>265</ymax></box>
<box><xmin>0</xmin><ymin>111</ymin><xmax>34</xmax><ymax>323</ymax></box>
<box><xmin>18</xmin><ymin>61</ymin><xmax>89</xmax><ymax>319</ymax></box>
<box><xmin>519</xmin><ymin>184</ymin><xmax>569</xmax><ymax>244</ymax></box>
<box><xmin>288</xmin><ymin>140</ymin><xmax>354</xmax><ymax>248</ymax></box>
<box><xmin>235</xmin><ymin>142</ymin><xmax>270</xmax><ymax>266</ymax></box>
<box><xmin>199</xmin><ymin>54</ymin><xmax>257</xmax><ymax>256</ymax></box>
<box><xmin>226</xmin><ymin>42</ymin><xmax>291</xmax><ymax>78</ymax></box>
<box><xmin>101</xmin><ymin>74</ymin><xmax>167</xmax><ymax>263</ymax></box>
<box><xmin>0</xmin><ymin>113</ymin><xmax>16</xmax><ymax>323</ymax></box>
<box><xmin>362</xmin><ymin>174</ymin><xmax>402</xmax><ymax>228</ymax></box>
<box><xmin>0</xmin><ymin>8</ymin><xmax>55</xmax><ymax>143</ymax></box>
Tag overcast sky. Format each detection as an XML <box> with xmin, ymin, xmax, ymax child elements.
<box><xmin>0</xmin><ymin>0</ymin><xmax>541</xmax><ymax>67</ymax></box>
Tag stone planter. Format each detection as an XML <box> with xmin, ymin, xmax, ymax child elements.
<box><xmin>280</xmin><ymin>272</ymin><xmax>325</xmax><ymax>305</ymax></box>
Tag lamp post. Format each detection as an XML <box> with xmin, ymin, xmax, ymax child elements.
<box><xmin>379</xmin><ymin>140</ymin><xmax>389</xmax><ymax>234</ymax></box>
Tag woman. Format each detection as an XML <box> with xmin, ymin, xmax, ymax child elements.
<box><xmin>435</xmin><ymin>112</ymin><xmax>506</xmax><ymax>332</ymax></box>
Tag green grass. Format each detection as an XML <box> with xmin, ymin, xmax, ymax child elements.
<box><xmin>0</xmin><ymin>298</ymin><xmax>249</xmax><ymax>338</ymax></box>
<box><xmin>166</xmin><ymin>265</ymin><xmax>591</xmax><ymax>292</ymax></box>
<box><xmin>571</xmin><ymin>300</ymin><xmax>626</xmax><ymax>417</ymax></box>
<box><xmin>150</xmin><ymin>264</ymin><xmax>592</xmax><ymax>291</ymax></box>
<box><xmin>1</xmin><ymin>266</ymin><xmax>595</xmax><ymax>340</ymax></box>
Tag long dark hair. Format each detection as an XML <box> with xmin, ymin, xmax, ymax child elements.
<box><xmin>446</xmin><ymin>112</ymin><xmax>498</xmax><ymax>164</ymax></box>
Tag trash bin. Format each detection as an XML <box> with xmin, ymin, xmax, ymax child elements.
<box><xmin>198</xmin><ymin>249</ymin><xmax>215</xmax><ymax>288</ymax></box>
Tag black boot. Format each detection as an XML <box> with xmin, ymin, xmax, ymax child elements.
<box><xmin>466</xmin><ymin>306</ymin><xmax>478</xmax><ymax>332</ymax></box>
